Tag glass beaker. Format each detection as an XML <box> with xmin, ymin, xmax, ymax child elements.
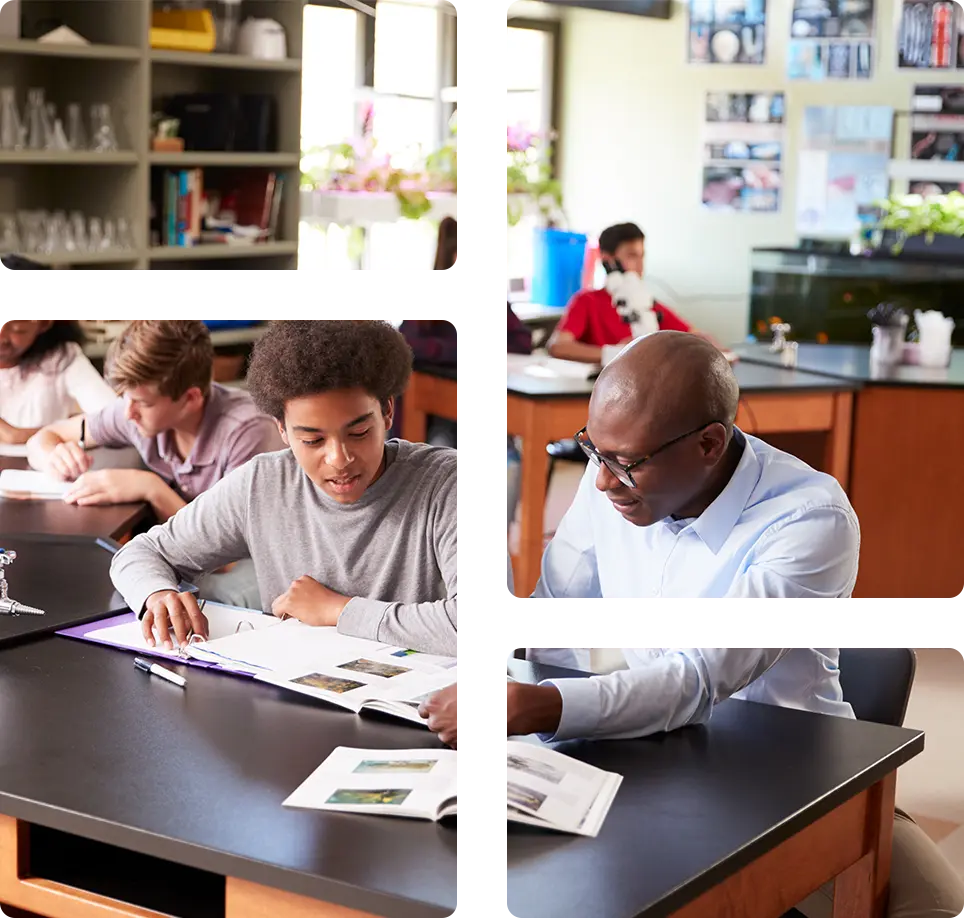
<box><xmin>0</xmin><ymin>88</ymin><xmax>23</xmax><ymax>151</ymax></box>
<box><xmin>25</xmin><ymin>88</ymin><xmax>52</xmax><ymax>150</ymax></box>
<box><xmin>90</xmin><ymin>103</ymin><xmax>118</xmax><ymax>152</ymax></box>
<box><xmin>66</xmin><ymin>103</ymin><xmax>87</xmax><ymax>151</ymax></box>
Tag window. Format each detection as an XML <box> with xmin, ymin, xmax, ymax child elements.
<box><xmin>300</xmin><ymin>0</ymin><xmax>457</xmax><ymax>270</ymax></box>
<box><xmin>507</xmin><ymin>19</ymin><xmax>559</xmax><ymax>291</ymax></box>
<box><xmin>299</xmin><ymin>3</ymin><xmax>361</xmax><ymax>270</ymax></box>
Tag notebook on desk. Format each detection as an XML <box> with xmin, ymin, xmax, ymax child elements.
<box><xmin>0</xmin><ymin>469</ymin><xmax>70</xmax><ymax>499</ymax></box>
<box><xmin>58</xmin><ymin>603</ymin><xmax>457</xmax><ymax>727</ymax></box>
<box><xmin>0</xmin><ymin>444</ymin><xmax>29</xmax><ymax>458</ymax></box>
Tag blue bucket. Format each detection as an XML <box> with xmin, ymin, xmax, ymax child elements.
<box><xmin>531</xmin><ymin>228</ymin><xmax>587</xmax><ymax>308</ymax></box>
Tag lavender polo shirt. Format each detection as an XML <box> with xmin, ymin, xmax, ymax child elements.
<box><xmin>87</xmin><ymin>383</ymin><xmax>284</xmax><ymax>500</ymax></box>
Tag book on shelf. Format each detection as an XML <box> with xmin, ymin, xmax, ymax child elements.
<box><xmin>153</xmin><ymin>169</ymin><xmax>284</xmax><ymax>247</ymax></box>
<box><xmin>58</xmin><ymin>601</ymin><xmax>456</xmax><ymax>727</ymax></box>
<box><xmin>282</xmin><ymin>740</ymin><xmax>622</xmax><ymax>835</ymax></box>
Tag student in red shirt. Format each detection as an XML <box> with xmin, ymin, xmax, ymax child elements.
<box><xmin>547</xmin><ymin>222</ymin><xmax>704</xmax><ymax>364</ymax></box>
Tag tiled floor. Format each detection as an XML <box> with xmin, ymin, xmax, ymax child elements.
<box><xmin>511</xmin><ymin>464</ymin><xmax>964</xmax><ymax>877</ymax></box>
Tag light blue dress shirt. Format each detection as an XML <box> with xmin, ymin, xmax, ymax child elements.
<box><xmin>533</xmin><ymin>430</ymin><xmax>860</xmax><ymax>599</ymax></box>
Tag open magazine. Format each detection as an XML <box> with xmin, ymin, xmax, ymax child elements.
<box><xmin>59</xmin><ymin>602</ymin><xmax>456</xmax><ymax>727</ymax></box>
<box><xmin>283</xmin><ymin>741</ymin><xmax>621</xmax><ymax>836</ymax></box>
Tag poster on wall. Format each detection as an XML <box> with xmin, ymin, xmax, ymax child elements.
<box><xmin>795</xmin><ymin>105</ymin><xmax>893</xmax><ymax>238</ymax></box>
<box><xmin>702</xmin><ymin>92</ymin><xmax>784</xmax><ymax>212</ymax></box>
<box><xmin>898</xmin><ymin>1</ymin><xmax>963</xmax><ymax>69</ymax></box>
<box><xmin>907</xmin><ymin>85</ymin><xmax>964</xmax><ymax>194</ymax></box>
<box><xmin>788</xmin><ymin>0</ymin><xmax>875</xmax><ymax>80</ymax></box>
<box><xmin>688</xmin><ymin>0</ymin><xmax>767</xmax><ymax>65</ymax></box>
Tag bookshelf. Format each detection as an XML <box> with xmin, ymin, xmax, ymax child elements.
<box><xmin>0</xmin><ymin>0</ymin><xmax>304</xmax><ymax>269</ymax></box>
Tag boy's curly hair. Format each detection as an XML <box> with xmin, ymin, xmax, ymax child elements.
<box><xmin>247</xmin><ymin>321</ymin><xmax>413</xmax><ymax>420</ymax></box>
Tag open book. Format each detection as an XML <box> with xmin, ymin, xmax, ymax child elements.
<box><xmin>0</xmin><ymin>469</ymin><xmax>70</xmax><ymax>499</ymax></box>
<box><xmin>59</xmin><ymin>602</ymin><xmax>456</xmax><ymax>727</ymax></box>
<box><xmin>283</xmin><ymin>741</ymin><xmax>621</xmax><ymax>835</ymax></box>
<box><xmin>507</xmin><ymin>353</ymin><xmax>599</xmax><ymax>381</ymax></box>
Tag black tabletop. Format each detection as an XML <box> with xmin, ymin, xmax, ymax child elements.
<box><xmin>734</xmin><ymin>342</ymin><xmax>964</xmax><ymax>388</ymax></box>
<box><xmin>507</xmin><ymin>357</ymin><xmax>859</xmax><ymax>399</ymax></box>
<box><xmin>0</xmin><ymin>533</ymin><xmax>126</xmax><ymax>647</ymax></box>
<box><xmin>0</xmin><ymin>457</ymin><xmax>149</xmax><ymax>541</ymax></box>
<box><xmin>0</xmin><ymin>636</ymin><xmax>456</xmax><ymax>918</ymax></box>
<box><xmin>413</xmin><ymin>361</ymin><xmax>457</xmax><ymax>382</ymax></box>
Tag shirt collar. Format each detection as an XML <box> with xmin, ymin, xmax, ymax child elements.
<box><xmin>685</xmin><ymin>428</ymin><xmax>762</xmax><ymax>555</ymax></box>
<box><xmin>157</xmin><ymin>384</ymin><xmax>225</xmax><ymax>469</ymax></box>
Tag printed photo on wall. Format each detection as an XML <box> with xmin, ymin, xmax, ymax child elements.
<box><xmin>907</xmin><ymin>85</ymin><xmax>964</xmax><ymax>194</ymax></box>
<box><xmin>702</xmin><ymin>91</ymin><xmax>784</xmax><ymax>213</ymax></box>
<box><xmin>795</xmin><ymin>105</ymin><xmax>892</xmax><ymax>238</ymax></box>
<box><xmin>687</xmin><ymin>0</ymin><xmax>767</xmax><ymax>65</ymax></box>
<box><xmin>898</xmin><ymin>0</ymin><xmax>962</xmax><ymax>69</ymax></box>
<box><xmin>788</xmin><ymin>0</ymin><xmax>875</xmax><ymax>80</ymax></box>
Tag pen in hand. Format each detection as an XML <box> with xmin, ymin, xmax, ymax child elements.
<box><xmin>79</xmin><ymin>418</ymin><xmax>86</xmax><ymax>451</ymax></box>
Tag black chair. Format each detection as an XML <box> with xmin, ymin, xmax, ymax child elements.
<box><xmin>838</xmin><ymin>648</ymin><xmax>917</xmax><ymax>728</ymax></box>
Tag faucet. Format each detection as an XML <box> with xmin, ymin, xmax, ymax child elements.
<box><xmin>0</xmin><ymin>549</ymin><xmax>46</xmax><ymax>616</ymax></box>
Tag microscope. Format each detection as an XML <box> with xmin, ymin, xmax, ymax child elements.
<box><xmin>0</xmin><ymin>549</ymin><xmax>46</xmax><ymax>616</ymax></box>
<box><xmin>600</xmin><ymin>258</ymin><xmax>662</xmax><ymax>366</ymax></box>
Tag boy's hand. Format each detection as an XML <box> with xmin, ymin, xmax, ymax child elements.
<box><xmin>271</xmin><ymin>576</ymin><xmax>350</xmax><ymax>627</ymax></box>
<box><xmin>63</xmin><ymin>469</ymin><xmax>151</xmax><ymax>506</ymax></box>
<box><xmin>142</xmin><ymin>589</ymin><xmax>209</xmax><ymax>649</ymax></box>
<box><xmin>419</xmin><ymin>684</ymin><xmax>457</xmax><ymax>748</ymax></box>
<box><xmin>45</xmin><ymin>441</ymin><xmax>93</xmax><ymax>481</ymax></box>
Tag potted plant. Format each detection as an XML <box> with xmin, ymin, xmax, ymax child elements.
<box><xmin>507</xmin><ymin>124</ymin><xmax>564</xmax><ymax>226</ymax></box>
<box><xmin>875</xmin><ymin>191</ymin><xmax>964</xmax><ymax>258</ymax></box>
<box><xmin>301</xmin><ymin>104</ymin><xmax>457</xmax><ymax>221</ymax></box>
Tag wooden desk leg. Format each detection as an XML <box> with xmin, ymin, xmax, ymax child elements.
<box><xmin>401</xmin><ymin>377</ymin><xmax>428</xmax><ymax>444</ymax></box>
<box><xmin>833</xmin><ymin>772</ymin><xmax>896</xmax><ymax>918</ymax></box>
<box><xmin>516</xmin><ymin>405</ymin><xmax>549</xmax><ymax>598</ymax></box>
<box><xmin>825</xmin><ymin>390</ymin><xmax>854</xmax><ymax>493</ymax></box>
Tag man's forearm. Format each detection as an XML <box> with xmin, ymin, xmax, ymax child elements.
<box><xmin>144</xmin><ymin>475</ymin><xmax>187</xmax><ymax>522</ymax></box>
<box><xmin>507</xmin><ymin>682</ymin><xmax>563</xmax><ymax>736</ymax></box>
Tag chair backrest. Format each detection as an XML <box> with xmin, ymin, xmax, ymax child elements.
<box><xmin>838</xmin><ymin>648</ymin><xmax>916</xmax><ymax>728</ymax></box>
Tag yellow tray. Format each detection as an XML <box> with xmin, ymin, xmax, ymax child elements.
<box><xmin>150</xmin><ymin>9</ymin><xmax>216</xmax><ymax>53</ymax></box>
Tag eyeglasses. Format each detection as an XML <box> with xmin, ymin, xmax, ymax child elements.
<box><xmin>574</xmin><ymin>421</ymin><xmax>724</xmax><ymax>489</ymax></box>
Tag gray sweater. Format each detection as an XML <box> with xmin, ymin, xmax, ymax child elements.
<box><xmin>110</xmin><ymin>440</ymin><xmax>457</xmax><ymax>655</ymax></box>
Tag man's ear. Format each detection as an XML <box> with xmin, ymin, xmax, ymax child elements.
<box><xmin>700</xmin><ymin>424</ymin><xmax>728</xmax><ymax>464</ymax></box>
<box><xmin>277</xmin><ymin>419</ymin><xmax>290</xmax><ymax>447</ymax></box>
<box><xmin>382</xmin><ymin>396</ymin><xmax>396</xmax><ymax>433</ymax></box>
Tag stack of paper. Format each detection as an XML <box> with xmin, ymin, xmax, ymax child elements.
<box><xmin>0</xmin><ymin>469</ymin><xmax>70</xmax><ymax>499</ymax></box>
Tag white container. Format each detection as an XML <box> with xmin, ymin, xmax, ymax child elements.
<box><xmin>913</xmin><ymin>309</ymin><xmax>954</xmax><ymax>368</ymax></box>
<box><xmin>0</xmin><ymin>0</ymin><xmax>20</xmax><ymax>39</ymax></box>
<box><xmin>237</xmin><ymin>18</ymin><xmax>287</xmax><ymax>60</ymax></box>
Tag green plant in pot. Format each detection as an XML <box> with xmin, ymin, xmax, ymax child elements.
<box><xmin>507</xmin><ymin>124</ymin><xmax>564</xmax><ymax>226</ymax></box>
<box><xmin>876</xmin><ymin>191</ymin><xmax>964</xmax><ymax>254</ymax></box>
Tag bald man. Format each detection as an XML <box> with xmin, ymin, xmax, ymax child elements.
<box><xmin>424</xmin><ymin>331</ymin><xmax>860</xmax><ymax>743</ymax></box>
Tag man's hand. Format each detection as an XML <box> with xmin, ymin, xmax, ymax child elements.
<box><xmin>63</xmin><ymin>469</ymin><xmax>152</xmax><ymax>506</ymax></box>
<box><xmin>418</xmin><ymin>679</ymin><xmax>515</xmax><ymax>748</ymax></box>
<box><xmin>418</xmin><ymin>679</ymin><xmax>562</xmax><ymax>746</ymax></box>
<box><xmin>44</xmin><ymin>441</ymin><xmax>93</xmax><ymax>481</ymax></box>
<box><xmin>142</xmin><ymin>589</ymin><xmax>209</xmax><ymax>650</ymax></box>
<box><xmin>271</xmin><ymin>575</ymin><xmax>350</xmax><ymax>627</ymax></box>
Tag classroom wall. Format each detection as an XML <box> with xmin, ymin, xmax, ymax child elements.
<box><xmin>553</xmin><ymin>0</ymin><xmax>956</xmax><ymax>342</ymax></box>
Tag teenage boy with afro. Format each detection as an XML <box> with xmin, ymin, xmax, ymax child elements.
<box><xmin>109</xmin><ymin>320</ymin><xmax>457</xmax><ymax>656</ymax></box>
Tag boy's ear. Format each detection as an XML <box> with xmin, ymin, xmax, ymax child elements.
<box><xmin>382</xmin><ymin>396</ymin><xmax>396</xmax><ymax>431</ymax></box>
<box><xmin>277</xmin><ymin>419</ymin><xmax>290</xmax><ymax>446</ymax></box>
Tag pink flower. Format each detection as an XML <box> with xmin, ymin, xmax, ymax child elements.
<box><xmin>507</xmin><ymin>124</ymin><xmax>535</xmax><ymax>153</ymax></box>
